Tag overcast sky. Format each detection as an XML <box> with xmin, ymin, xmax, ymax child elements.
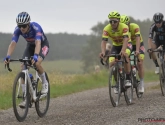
<box><xmin>0</xmin><ymin>0</ymin><xmax>164</xmax><ymax>34</ymax></box>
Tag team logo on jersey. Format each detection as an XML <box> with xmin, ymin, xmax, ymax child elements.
<box><xmin>103</xmin><ymin>31</ymin><xmax>109</xmax><ymax>36</ymax></box>
<box><xmin>32</xmin><ymin>24</ymin><xmax>39</xmax><ymax>30</ymax></box>
<box><xmin>127</xmin><ymin>43</ymin><xmax>132</xmax><ymax>49</ymax></box>
<box><xmin>135</xmin><ymin>28</ymin><xmax>139</xmax><ymax>33</ymax></box>
<box><xmin>36</xmin><ymin>32</ymin><xmax>42</xmax><ymax>36</ymax></box>
<box><xmin>123</xmin><ymin>28</ymin><xmax>128</xmax><ymax>33</ymax></box>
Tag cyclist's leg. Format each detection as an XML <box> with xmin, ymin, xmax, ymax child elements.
<box><xmin>137</xmin><ymin>42</ymin><xmax>145</xmax><ymax>92</ymax></box>
<box><xmin>124</xmin><ymin>42</ymin><xmax>132</xmax><ymax>86</ymax></box>
<box><xmin>109</xmin><ymin>46</ymin><xmax>119</xmax><ymax>67</ymax></box>
<box><xmin>151</xmin><ymin>38</ymin><xmax>159</xmax><ymax>74</ymax></box>
<box><xmin>36</xmin><ymin>44</ymin><xmax>49</xmax><ymax>94</ymax></box>
<box><xmin>109</xmin><ymin>46</ymin><xmax>121</xmax><ymax>94</ymax></box>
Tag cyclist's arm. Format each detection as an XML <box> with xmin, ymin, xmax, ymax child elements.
<box><xmin>6</xmin><ymin>42</ymin><xmax>17</xmax><ymax>56</ymax></box>
<box><xmin>135</xmin><ymin>36</ymin><xmax>140</xmax><ymax>52</ymax></box>
<box><xmin>102</xmin><ymin>28</ymin><xmax>109</xmax><ymax>54</ymax></box>
<box><xmin>121</xmin><ymin>36</ymin><xmax>128</xmax><ymax>52</ymax></box>
<box><xmin>148</xmin><ymin>24</ymin><xmax>155</xmax><ymax>49</ymax></box>
<box><xmin>34</xmin><ymin>40</ymin><xmax>41</xmax><ymax>55</ymax></box>
<box><xmin>134</xmin><ymin>25</ymin><xmax>141</xmax><ymax>52</ymax></box>
<box><xmin>121</xmin><ymin>26</ymin><xmax>129</xmax><ymax>52</ymax></box>
<box><xmin>101</xmin><ymin>40</ymin><xmax>107</xmax><ymax>54</ymax></box>
<box><xmin>6</xmin><ymin>27</ymin><xmax>20</xmax><ymax>56</ymax></box>
<box><xmin>148</xmin><ymin>37</ymin><xmax>153</xmax><ymax>49</ymax></box>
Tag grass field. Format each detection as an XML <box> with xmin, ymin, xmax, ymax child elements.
<box><xmin>0</xmin><ymin>60</ymin><xmax>160</xmax><ymax>110</ymax></box>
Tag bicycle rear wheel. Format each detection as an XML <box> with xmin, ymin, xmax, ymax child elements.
<box><xmin>160</xmin><ymin>63</ymin><xmax>165</xmax><ymax>96</ymax></box>
<box><xmin>12</xmin><ymin>72</ymin><xmax>29</xmax><ymax>122</ymax></box>
<box><xmin>109</xmin><ymin>66</ymin><xmax>121</xmax><ymax>107</ymax></box>
<box><xmin>124</xmin><ymin>71</ymin><xmax>133</xmax><ymax>105</ymax></box>
<box><xmin>132</xmin><ymin>72</ymin><xmax>143</xmax><ymax>98</ymax></box>
<box><xmin>35</xmin><ymin>72</ymin><xmax>50</xmax><ymax>117</ymax></box>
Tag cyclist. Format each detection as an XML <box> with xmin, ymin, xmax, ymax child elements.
<box><xmin>100</xmin><ymin>11</ymin><xmax>132</xmax><ymax>94</ymax></box>
<box><xmin>148</xmin><ymin>12</ymin><xmax>165</xmax><ymax>74</ymax></box>
<box><xmin>4</xmin><ymin>12</ymin><xmax>49</xmax><ymax>107</ymax></box>
<box><xmin>120</xmin><ymin>15</ymin><xmax>145</xmax><ymax>93</ymax></box>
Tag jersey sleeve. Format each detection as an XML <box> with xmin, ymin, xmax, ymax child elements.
<box><xmin>11</xmin><ymin>27</ymin><xmax>20</xmax><ymax>43</ymax></box>
<box><xmin>32</xmin><ymin>23</ymin><xmax>43</xmax><ymax>41</ymax></box>
<box><xmin>133</xmin><ymin>24</ymin><xmax>141</xmax><ymax>36</ymax></box>
<box><xmin>148</xmin><ymin>23</ymin><xmax>155</xmax><ymax>39</ymax></box>
<box><xmin>122</xmin><ymin>25</ymin><xmax>129</xmax><ymax>37</ymax></box>
<box><xmin>102</xmin><ymin>24</ymin><xmax>110</xmax><ymax>41</ymax></box>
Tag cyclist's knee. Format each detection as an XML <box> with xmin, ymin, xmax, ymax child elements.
<box><xmin>125</xmin><ymin>49</ymin><xmax>131</xmax><ymax>56</ymax></box>
<box><xmin>109</xmin><ymin>57</ymin><xmax>115</xmax><ymax>63</ymax></box>
<box><xmin>138</xmin><ymin>54</ymin><xmax>145</xmax><ymax>61</ymax></box>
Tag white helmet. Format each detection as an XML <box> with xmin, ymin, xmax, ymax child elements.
<box><xmin>16</xmin><ymin>12</ymin><xmax>31</xmax><ymax>25</ymax></box>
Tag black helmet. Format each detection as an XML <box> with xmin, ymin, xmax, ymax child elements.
<box><xmin>153</xmin><ymin>12</ymin><xmax>164</xmax><ymax>23</ymax></box>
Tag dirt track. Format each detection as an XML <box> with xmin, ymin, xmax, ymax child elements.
<box><xmin>0</xmin><ymin>82</ymin><xmax>165</xmax><ymax>125</ymax></box>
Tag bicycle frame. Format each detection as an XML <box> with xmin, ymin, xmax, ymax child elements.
<box><xmin>5</xmin><ymin>59</ymin><xmax>47</xmax><ymax>102</ymax></box>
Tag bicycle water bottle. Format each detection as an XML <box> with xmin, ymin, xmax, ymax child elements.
<box><xmin>29</xmin><ymin>73</ymin><xmax>34</xmax><ymax>82</ymax></box>
<box><xmin>29</xmin><ymin>73</ymin><xmax>36</xmax><ymax>89</ymax></box>
<box><xmin>132</xmin><ymin>67</ymin><xmax>136</xmax><ymax>77</ymax></box>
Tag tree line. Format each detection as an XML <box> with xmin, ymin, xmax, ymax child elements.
<box><xmin>0</xmin><ymin>17</ymin><xmax>156</xmax><ymax>72</ymax></box>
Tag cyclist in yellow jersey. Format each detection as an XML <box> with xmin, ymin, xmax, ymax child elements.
<box><xmin>100</xmin><ymin>11</ymin><xmax>132</xmax><ymax>93</ymax></box>
<box><xmin>120</xmin><ymin>15</ymin><xmax>145</xmax><ymax>93</ymax></box>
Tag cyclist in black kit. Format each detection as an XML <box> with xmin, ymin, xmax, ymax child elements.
<box><xmin>148</xmin><ymin>12</ymin><xmax>165</xmax><ymax>74</ymax></box>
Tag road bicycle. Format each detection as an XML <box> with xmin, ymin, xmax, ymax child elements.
<box><xmin>148</xmin><ymin>45</ymin><xmax>165</xmax><ymax>96</ymax></box>
<box><xmin>5</xmin><ymin>58</ymin><xmax>50</xmax><ymax>122</ymax></box>
<box><xmin>103</xmin><ymin>54</ymin><xmax>133</xmax><ymax>107</ymax></box>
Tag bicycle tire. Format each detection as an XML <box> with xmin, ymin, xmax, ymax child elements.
<box><xmin>109</xmin><ymin>66</ymin><xmax>121</xmax><ymax>107</ymax></box>
<box><xmin>132</xmin><ymin>72</ymin><xmax>143</xmax><ymax>98</ymax></box>
<box><xmin>12</xmin><ymin>72</ymin><xmax>29</xmax><ymax>122</ymax></box>
<box><xmin>35</xmin><ymin>72</ymin><xmax>50</xmax><ymax>117</ymax></box>
<box><xmin>160</xmin><ymin>63</ymin><xmax>165</xmax><ymax>96</ymax></box>
<box><xmin>124</xmin><ymin>71</ymin><xmax>133</xmax><ymax>105</ymax></box>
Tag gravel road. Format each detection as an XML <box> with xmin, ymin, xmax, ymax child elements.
<box><xmin>0</xmin><ymin>82</ymin><xmax>165</xmax><ymax>125</ymax></box>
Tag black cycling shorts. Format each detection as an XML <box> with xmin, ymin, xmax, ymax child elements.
<box><xmin>132</xmin><ymin>42</ymin><xmax>145</xmax><ymax>54</ymax></box>
<box><xmin>22</xmin><ymin>42</ymin><xmax>49</xmax><ymax>60</ymax></box>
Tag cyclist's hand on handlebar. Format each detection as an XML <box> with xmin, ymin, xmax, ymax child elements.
<box><xmin>120</xmin><ymin>51</ymin><xmax>125</xmax><ymax>57</ymax></box>
<box><xmin>147</xmin><ymin>48</ymin><xmax>153</xmax><ymax>53</ymax></box>
<box><xmin>135</xmin><ymin>51</ymin><xmax>139</xmax><ymax>56</ymax></box>
<box><xmin>31</xmin><ymin>54</ymin><xmax>38</xmax><ymax>65</ymax></box>
<box><xmin>99</xmin><ymin>52</ymin><xmax>105</xmax><ymax>58</ymax></box>
<box><xmin>4</xmin><ymin>55</ymin><xmax>10</xmax><ymax>64</ymax></box>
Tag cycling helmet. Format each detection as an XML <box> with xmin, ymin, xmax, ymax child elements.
<box><xmin>16</xmin><ymin>12</ymin><xmax>31</xmax><ymax>25</ymax></box>
<box><xmin>120</xmin><ymin>15</ymin><xmax>130</xmax><ymax>24</ymax></box>
<box><xmin>153</xmin><ymin>12</ymin><xmax>164</xmax><ymax>23</ymax></box>
<box><xmin>108</xmin><ymin>11</ymin><xmax>120</xmax><ymax>19</ymax></box>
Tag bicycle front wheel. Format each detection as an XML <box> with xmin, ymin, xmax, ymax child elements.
<box><xmin>160</xmin><ymin>63</ymin><xmax>165</xmax><ymax>96</ymax></box>
<box><xmin>12</xmin><ymin>72</ymin><xmax>29</xmax><ymax>122</ymax></box>
<box><xmin>35</xmin><ymin>72</ymin><xmax>50</xmax><ymax>117</ymax></box>
<box><xmin>109</xmin><ymin>66</ymin><xmax>121</xmax><ymax>107</ymax></box>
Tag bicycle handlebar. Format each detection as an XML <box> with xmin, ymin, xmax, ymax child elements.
<box><xmin>5</xmin><ymin>58</ymin><xmax>38</xmax><ymax>72</ymax></box>
<box><xmin>147</xmin><ymin>48</ymin><xmax>165</xmax><ymax>59</ymax></box>
<box><xmin>103</xmin><ymin>54</ymin><xmax>128</xmax><ymax>63</ymax></box>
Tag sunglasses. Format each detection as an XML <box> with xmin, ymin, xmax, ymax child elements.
<box><xmin>155</xmin><ymin>22</ymin><xmax>162</xmax><ymax>24</ymax></box>
<box><xmin>18</xmin><ymin>24</ymin><xmax>28</xmax><ymax>29</ymax></box>
<box><xmin>109</xmin><ymin>20</ymin><xmax>118</xmax><ymax>24</ymax></box>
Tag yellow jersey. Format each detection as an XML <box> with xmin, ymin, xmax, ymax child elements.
<box><xmin>129</xmin><ymin>23</ymin><xmax>143</xmax><ymax>45</ymax></box>
<box><xmin>102</xmin><ymin>22</ymin><xmax>131</xmax><ymax>46</ymax></box>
